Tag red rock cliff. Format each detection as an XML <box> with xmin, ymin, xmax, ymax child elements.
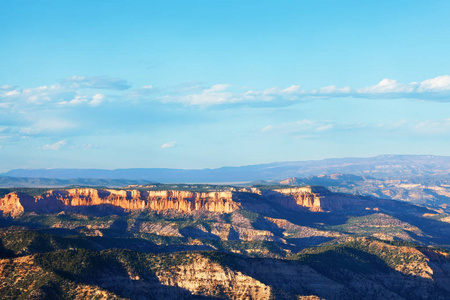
<box><xmin>0</xmin><ymin>188</ymin><xmax>241</xmax><ymax>216</ymax></box>
<box><xmin>272</xmin><ymin>187</ymin><xmax>326</xmax><ymax>212</ymax></box>
<box><xmin>273</xmin><ymin>186</ymin><xmax>368</xmax><ymax>212</ymax></box>
<box><xmin>0</xmin><ymin>192</ymin><xmax>24</xmax><ymax>217</ymax></box>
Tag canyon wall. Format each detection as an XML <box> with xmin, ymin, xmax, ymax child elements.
<box><xmin>0</xmin><ymin>188</ymin><xmax>241</xmax><ymax>216</ymax></box>
<box><xmin>0</xmin><ymin>193</ymin><xmax>24</xmax><ymax>217</ymax></box>
<box><xmin>273</xmin><ymin>187</ymin><xmax>325</xmax><ymax>212</ymax></box>
<box><xmin>272</xmin><ymin>186</ymin><xmax>369</xmax><ymax>212</ymax></box>
<box><xmin>0</xmin><ymin>186</ymin><xmax>375</xmax><ymax>216</ymax></box>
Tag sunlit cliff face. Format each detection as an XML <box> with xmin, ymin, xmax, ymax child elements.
<box><xmin>0</xmin><ymin>188</ymin><xmax>241</xmax><ymax>216</ymax></box>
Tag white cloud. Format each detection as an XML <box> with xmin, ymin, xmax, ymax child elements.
<box><xmin>175</xmin><ymin>84</ymin><xmax>236</xmax><ymax>106</ymax></box>
<box><xmin>356</xmin><ymin>76</ymin><xmax>450</xmax><ymax>96</ymax></box>
<box><xmin>40</xmin><ymin>139</ymin><xmax>67</xmax><ymax>151</ymax></box>
<box><xmin>65</xmin><ymin>95</ymin><xmax>89</xmax><ymax>106</ymax></box>
<box><xmin>161</xmin><ymin>141</ymin><xmax>177</xmax><ymax>149</ymax></box>
<box><xmin>261</xmin><ymin>125</ymin><xmax>274</xmax><ymax>133</ymax></box>
<box><xmin>159</xmin><ymin>75</ymin><xmax>450</xmax><ymax>106</ymax></box>
<box><xmin>0</xmin><ymin>84</ymin><xmax>84</xmax><ymax>112</ymax></box>
<box><xmin>58</xmin><ymin>93</ymin><xmax>105</xmax><ymax>107</ymax></box>
<box><xmin>357</xmin><ymin>79</ymin><xmax>416</xmax><ymax>94</ymax></box>
<box><xmin>313</xmin><ymin>85</ymin><xmax>351</xmax><ymax>94</ymax></box>
<box><xmin>3</xmin><ymin>74</ymin><xmax>450</xmax><ymax>113</ymax></box>
<box><xmin>282</xmin><ymin>85</ymin><xmax>301</xmax><ymax>94</ymax></box>
<box><xmin>5</xmin><ymin>90</ymin><xmax>20</xmax><ymax>96</ymax></box>
<box><xmin>89</xmin><ymin>93</ymin><xmax>105</xmax><ymax>106</ymax></box>
<box><xmin>418</xmin><ymin>75</ymin><xmax>450</xmax><ymax>92</ymax></box>
<box><xmin>165</xmin><ymin>84</ymin><xmax>305</xmax><ymax>106</ymax></box>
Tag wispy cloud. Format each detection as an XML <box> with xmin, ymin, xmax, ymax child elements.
<box><xmin>40</xmin><ymin>139</ymin><xmax>67</xmax><ymax>151</ymax></box>
<box><xmin>158</xmin><ymin>75</ymin><xmax>450</xmax><ymax>106</ymax></box>
<box><xmin>0</xmin><ymin>85</ymin><xmax>107</xmax><ymax>110</ymax></box>
<box><xmin>161</xmin><ymin>141</ymin><xmax>177</xmax><ymax>149</ymax></box>
<box><xmin>1</xmin><ymin>84</ymin><xmax>76</xmax><ymax>106</ymax></box>
<box><xmin>262</xmin><ymin>118</ymin><xmax>450</xmax><ymax>138</ymax></box>
<box><xmin>19</xmin><ymin>119</ymin><xmax>76</xmax><ymax>135</ymax></box>
<box><xmin>412</xmin><ymin>118</ymin><xmax>450</xmax><ymax>135</ymax></box>
<box><xmin>160</xmin><ymin>84</ymin><xmax>235</xmax><ymax>106</ymax></box>
<box><xmin>3</xmin><ymin>75</ymin><xmax>450</xmax><ymax>111</ymax></box>
<box><xmin>261</xmin><ymin>119</ymin><xmax>338</xmax><ymax>135</ymax></box>
<box><xmin>58</xmin><ymin>93</ymin><xmax>105</xmax><ymax>107</ymax></box>
<box><xmin>82</xmin><ymin>144</ymin><xmax>102</xmax><ymax>150</ymax></box>
<box><xmin>64</xmin><ymin>75</ymin><xmax>131</xmax><ymax>90</ymax></box>
<box><xmin>1</xmin><ymin>84</ymin><xmax>16</xmax><ymax>91</ymax></box>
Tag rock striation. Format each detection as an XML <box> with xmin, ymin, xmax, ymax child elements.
<box><xmin>0</xmin><ymin>192</ymin><xmax>24</xmax><ymax>217</ymax></box>
<box><xmin>0</xmin><ymin>186</ymin><xmax>391</xmax><ymax>216</ymax></box>
<box><xmin>0</xmin><ymin>188</ymin><xmax>241</xmax><ymax>216</ymax></box>
<box><xmin>270</xmin><ymin>186</ymin><xmax>374</xmax><ymax>212</ymax></box>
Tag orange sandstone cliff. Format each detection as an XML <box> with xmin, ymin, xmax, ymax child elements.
<box><xmin>0</xmin><ymin>188</ymin><xmax>241</xmax><ymax>216</ymax></box>
<box><xmin>0</xmin><ymin>186</ymin><xmax>373</xmax><ymax>216</ymax></box>
<box><xmin>0</xmin><ymin>192</ymin><xmax>24</xmax><ymax>217</ymax></box>
<box><xmin>272</xmin><ymin>186</ymin><xmax>375</xmax><ymax>212</ymax></box>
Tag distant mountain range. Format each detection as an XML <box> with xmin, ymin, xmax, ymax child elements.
<box><xmin>0</xmin><ymin>177</ymin><xmax>154</xmax><ymax>188</ymax></box>
<box><xmin>1</xmin><ymin>154</ymin><xmax>450</xmax><ymax>184</ymax></box>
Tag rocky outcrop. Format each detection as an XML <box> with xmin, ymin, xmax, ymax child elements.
<box><xmin>48</xmin><ymin>189</ymin><xmax>147</xmax><ymax>210</ymax></box>
<box><xmin>0</xmin><ymin>192</ymin><xmax>38</xmax><ymax>217</ymax></box>
<box><xmin>156</xmin><ymin>255</ymin><xmax>272</xmax><ymax>299</ymax></box>
<box><xmin>273</xmin><ymin>187</ymin><xmax>327</xmax><ymax>212</ymax></box>
<box><xmin>271</xmin><ymin>186</ymin><xmax>373</xmax><ymax>212</ymax></box>
<box><xmin>0</xmin><ymin>193</ymin><xmax>24</xmax><ymax>217</ymax></box>
<box><xmin>0</xmin><ymin>185</ymin><xmax>396</xmax><ymax>216</ymax></box>
<box><xmin>146</xmin><ymin>190</ymin><xmax>238</xmax><ymax>213</ymax></box>
<box><xmin>0</xmin><ymin>188</ymin><xmax>241</xmax><ymax>216</ymax></box>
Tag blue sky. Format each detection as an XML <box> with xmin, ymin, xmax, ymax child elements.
<box><xmin>1</xmin><ymin>0</ymin><xmax>450</xmax><ymax>171</ymax></box>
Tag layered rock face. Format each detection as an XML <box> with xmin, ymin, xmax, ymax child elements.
<box><xmin>146</xmin><ymin>190</ymin><xmax>238</xmax><ymax>213</ymax></box>
<box><xmin>0</xmin><ymin>193</ymin><xmax>24</xmax><ymax>217</ymax></box>
<box><xmin>273</xmin><ymin>187</ymin><xmax>326</xmax><ymax>212</ymax></box>
<box><xmin>0</xmin><ymin>192</ymin><xmax>39</xmax><ymax>217</ymax></box>
<box><xmin>156</xmin><ymin>256</ymin><xmax>272</xmax><ymax>299</ymax></box>
<box><xmin>49</xmin><ymin>189</ymin><xmax>147</xmax><ymax>210</ymax></box>
<box><xmin>0</xmin><ymin>188</ymin><xmax>240</xmax><ymax>216</ymax></box>
<box><xmin>272</xmin><ymin>186</ymin><xmax>369</xmax><ymax>212</ymax></box>
<box><xmin>0</xmin><ymin>186</ymin><xmax>382</xmax><ymax>216</ymax></box>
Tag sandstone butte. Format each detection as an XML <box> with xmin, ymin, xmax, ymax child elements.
<box><xmin>0</xmin><ymin>186</ymin><xmax>370</xmax><ymax>217</ymax></box>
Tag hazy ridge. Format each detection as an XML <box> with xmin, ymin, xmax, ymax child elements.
<box><xmin>3</xmin><ymin>155</ymin><xmax>450</xmax><ymax>184</ymax></box>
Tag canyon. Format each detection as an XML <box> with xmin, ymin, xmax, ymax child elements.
<box><xmin>0</xmin><ymin>185</ymin><xmax>397</xmax><ymax>219</ymax></box>
<box><xmin>0</xmin><ymin>186</ymin><xmax>362</xmax><ymax>217</ymax></box>
<box><xmin>2</xmin><ymin>183</ymin><xmax>450</xmax><ymax>299</ymax></box>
